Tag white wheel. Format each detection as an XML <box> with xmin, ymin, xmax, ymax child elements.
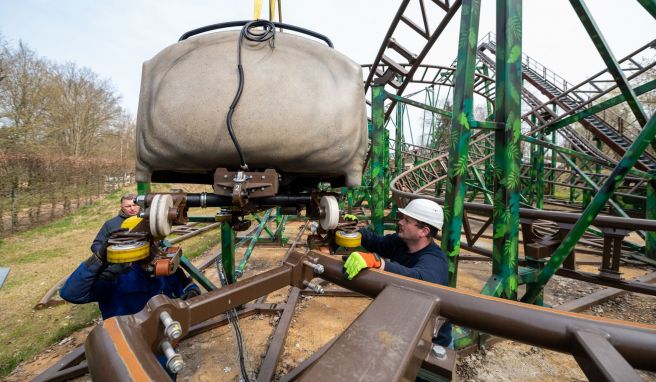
<box><xmin>319</xmin><ymin>195</ymin><xmax>339</xmax><ymax>230</ymax></box>
<box><xmin>150</xmin><ymin>194</ymin><xmax>173</xmax><ymax>239</ymax></box>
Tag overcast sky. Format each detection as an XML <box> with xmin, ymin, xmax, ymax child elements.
<box><xmin>1</xmin><ymin>1</ymin><xmax>654</xmax><ymax>116</ymax></box>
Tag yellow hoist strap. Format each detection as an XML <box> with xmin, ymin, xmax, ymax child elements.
<box><xmin>253</xmin><ymin>0</ymin><xmax>278</xmax><ymax>21</ymax></box>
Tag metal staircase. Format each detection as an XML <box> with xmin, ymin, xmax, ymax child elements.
<box><xmin>478</xmin><ymin>36</ymin><xmax>656</xmax><ymax>172</ymax></box>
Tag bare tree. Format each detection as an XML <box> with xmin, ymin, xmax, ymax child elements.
<box><xmin>45</xmin><ymin>63</ymin><xmax>121</xmax><ymax>157</ymax></box>
<box><xmin>0</xmin><ymin>40</ymin><xmax>51</xmax><ymax>152</ymax></box>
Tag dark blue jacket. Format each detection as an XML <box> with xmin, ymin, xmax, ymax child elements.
<box><xmin>91</xmin><ymin>213</ymin><xmax>127</xmax><ymax>254</ymax></box>
<box><xmin>60</xmin><ymin>258</ymin><xmax>199</xmax><ymax>319</ymax></box>
<box><xmin>359</xmin><ymin>229</ymin><xmax>452</xmax><ymax>346</ymax></box>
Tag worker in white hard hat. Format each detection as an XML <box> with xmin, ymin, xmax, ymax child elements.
<box><xmin>343</xmin><ymin>198</ymin><xmax>451</xmax><ymax>347</ymax></box>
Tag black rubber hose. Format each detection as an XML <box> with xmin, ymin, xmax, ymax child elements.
<box><xmin>226</xmin><ymin>20</ymin><xmax>277</xmax><ymax>171</ymax></box>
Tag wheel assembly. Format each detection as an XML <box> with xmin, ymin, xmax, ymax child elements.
<box><xmin>319</xmin><ymin>195</ymin><xmax>339</xmax><ymax>230</ymax></box>
<box><xmin>107</xmin><ymin>241</ymin><xmax>150</xmax><ymax>263</ymax></box>
<box><xmin>150</xmin><ymin>194</ymin><xmax>174</xmax><ymax>239</ymax></box>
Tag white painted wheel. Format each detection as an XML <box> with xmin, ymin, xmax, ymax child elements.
<box><xmin>150</xmin><ymin>194</ymin><xmax>173</xmax><ymax>239</ymax></box>
<box><xmin>319</xmin><ymin>195</ymin><xmax>339</xmax><ymax>230</ymax></box>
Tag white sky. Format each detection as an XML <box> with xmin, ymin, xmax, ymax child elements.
<box><xmin>0</xmin><ymin>0</ymin><xmax>654</xmax><ymax>117</ymax></box>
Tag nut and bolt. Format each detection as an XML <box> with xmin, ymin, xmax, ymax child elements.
<box><xmin>160</xmin><ymin>311</ymin><xmax>182</xmax><ymax>340</ymax></box>
<box><xmin>303</xmin><ymin>280</ymin><xmax>324</xmax><ymax>294</ymax></box>
<box><xmin>161</xmin><ymin>340</ymin><xmax>184</xmax><ymax>373</ymax></box>
<box><xmin>303</xmin><ymin>260</ymin><xmax>325</xmax><ymax>274</ymax></box>
<box><xmin>431</xmin><ymin>344</ymin><xmax>448</xmax><ymax>360</ymax></box>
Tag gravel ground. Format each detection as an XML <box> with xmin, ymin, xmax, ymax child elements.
<box><xmin>456</xmin><ymin>267</ymin><xmax>656</xmax><ymax>382</ymax></box>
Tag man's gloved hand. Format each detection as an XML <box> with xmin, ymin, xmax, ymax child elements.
<box><xmin>98</xmin><ymin>263</ymin><xmax>132</xmax><ymax>281</ymax></box>
<box><xmin>95</xmin><ymin>228</ymin><xmax>129</xmax><ymax>263</ymax></box>
<box><xmin>342</xmin><ymin>251</ymin><xmax>382</xmax><ymax>280</ymax></box>
<box><xmin>180</xmin><ymin>283</ymin><xmax>201</xmax><ymax>300</ymax></box>
<box><xmin>343</xmin><ymin>214</ymin><xmax>359</xmax><ymax>223</ymax></box>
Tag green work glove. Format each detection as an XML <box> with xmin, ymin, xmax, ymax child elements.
<box><xmin>343</xmin><ymin>214</ymin><xmax>359</xmax><ymax>223</ymax></box>
<box><xmin>342</xmin><ymin>251</ymin><xmax>382</xmax><ymax>280</ymax></box>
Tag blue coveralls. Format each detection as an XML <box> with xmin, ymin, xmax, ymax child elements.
<box><xmin>60</xmin><ymin>258</ymin><xmax>199</xmax><ymax>319</ymax></box>
<box><xmin>359</xmin><ymin>229</ymin><xmax>452</xmax><ymax>347</ymax></box>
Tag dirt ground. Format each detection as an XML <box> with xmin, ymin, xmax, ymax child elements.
<box><xmin>6</xmin><ymin>220</ymin><xmax>656</xmax><ymax>381</ymax></box>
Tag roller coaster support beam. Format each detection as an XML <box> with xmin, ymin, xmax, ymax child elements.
<box><xmin>221</xmin><ymin>221</ymin><xmax>236</xmax><ymax>284</ymax></box>
<box><xmin>648</xmin><ymin>181</ymin><xmax>656</xmax><ymax>260</ymax></box>
<box><xmin>371</xmin><ymin>85</ymin><xmax>388</xmax><ymax>235</ymax></box>
<box><xmin>487</xmin><ymin>0</ymin><xmax>522</xmax><ymax>300</ymax></box>
<box><xmin>137</xmin><ymin>182</ymin><xmax>150</xmax><ymax>196</ymax></box>
<box><xmin>523</xmin><ymin>113</ymin><xmax>656</xmax><ymax>304</ymax></box>
<box><xmin>637</xmin><ymin>0</ymin><xmax>656</xmax><ymax>18</ymax></box>
<box><xmin>440</xmin><ymin>0</ymin><xmax>482</xmax><ymax>287</ymax></box>
<box><xmin>541</xmin><ymin>79</ymin><xmax>656</xmax><ymax>135</ymax></box>
<box><xmin>391</xmin><ymin>103</ymin><xmax>405</xmax><ymax>219</ymax></box>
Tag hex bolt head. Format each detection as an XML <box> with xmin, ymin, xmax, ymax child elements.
<box><xmin>161</xmin><ymin>340</ymin><xmax>185</xmax><ymax>373</ymax></box>
<box><xmin>431</xmin><ymin>344</ymin><xmax>447</xmax><ymax>360</ymax></box>
<box><xmin>160</xmin><ymin>311</ymin><xmax>182</xmax><ymax>340</ymax></box>
<box><xmin>167</xmin><ymin>354</ymin><xmax>185</xmax><ymax>373</ymax></box>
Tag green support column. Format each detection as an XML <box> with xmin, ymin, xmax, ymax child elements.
<box><xmin>371</xmin><ymin>85</ymin><xmax>387</xmax><ymax>235</ymax></box>
<box><xmin>536</xmin><ymin>135</ymin><xmax>545</xmax><ymax>209</ymax></box>
<box><xmin>440</xmin><ymin>0</ymin><xmax>481</xmax><ymax>287</ymax></box>
<box><xmin>647</xmin><ymin>180</ymin><xmax>656</xmax><ymax>260</ymax></box>
<box><xmin>392</xmin><ymin>103</ymin><xmax>405</xmax><ymax>220</ymax></box>
<box><xmin>569</xmin><ymin>155</ymin><xmax>577</xmax><ymax>203</ymax></box>
<box><xmin>550</xmin><ymin>131</ymin><xmax>557</xmax><ymax>196</ymax></box>
<box><xmin>221</xmin><ymin>222</ymin><xmax>235</xmax><ymax>284</ymax></box>
<box><xmin>523</xmin><ymin>113</ymin><xmax>656</xmax><ymax>303</ymax></box>
<box><xmin>487</xmin><ymin>0</ymin><xmax>522</xmax><ymax>300</ymax></box>
<box><xmin>137</xmin><ymin>181</ymin><xmax>150</xmax><ymax>196</ymax></box>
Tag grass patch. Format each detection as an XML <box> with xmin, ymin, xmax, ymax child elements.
<box><xmin>0</xmin><ymin>185</ymin><xmax>222</xmax><ymax>377</ymax></box>
<box><xmin>0</xmin><ymin>187</ymin><xmax>132</xmax><ymax>377</ymax></box>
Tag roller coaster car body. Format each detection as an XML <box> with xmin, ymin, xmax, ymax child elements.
<box><xmin>135</xmin><ymin>30</ymin><xmax>367</xmax><ymax>194</ymax></box>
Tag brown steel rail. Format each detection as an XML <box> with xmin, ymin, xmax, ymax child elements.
<box><xmin>83</xmin><ymin>251</ymin><xmax>656</xmax><ymax>381</ymax></box>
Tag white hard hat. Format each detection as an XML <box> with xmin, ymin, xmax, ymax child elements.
<box><xmin>398</xmin><ymin>198</ymin><xmax>444</xmax><ymax>230</ymax></box>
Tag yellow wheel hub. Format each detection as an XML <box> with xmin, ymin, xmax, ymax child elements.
<box><xmin>335</xmin><ymin>230</ymin><xmax>361</xmax><ymax>248</ymax></box>
<box><xmin>107</xmin><ymin>242</ymin><xmax>150</xmax><ymax>263</ymax></box>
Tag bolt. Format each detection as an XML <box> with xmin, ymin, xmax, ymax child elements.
<box><xmin>303</xmin><ymin>260</ymin><xmax>324</xmax><ymax>274</ymax></box>
<box><xmin>261</xmin><ymin>175</ymin><xmax>266</xmax><ymax>179</ymax></box>
<box><xmin>160</xmin><ymin>311</ymin><xmax>182</xmax><ymax>340</ymax></box>
<box><xmin>303</xmin><ymin>280</ymin><xmax>324</xmax><ymax>294</ymax></box>
<box><xmin>224</xmin><ymin>174</ymin><xmax>228</xmax><ymax>178</ymax></box>
<box><xmin>431</xmin><ymin>344</ymin><xmax>447</xmax><ymax>360</ymax></box>
<box><xmin>161</xmin><ymin>340</ymin><xmax>184</xmax><ymax>373</ymax></box>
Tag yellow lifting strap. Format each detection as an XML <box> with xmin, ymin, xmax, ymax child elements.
<box><xmin>253</xmin><ymin>0</ymin><xmax>279</xmax><ymax>21</ymax></box>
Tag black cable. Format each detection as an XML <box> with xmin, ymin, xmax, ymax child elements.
<box><xmin>216</xmin><ymin>259</ymin><xmax>250</xmax><ymax>382</ymax></box>
<box><xmin>226</xmin><ymin>19</ymin><xmax>277</xmax><ymax>171</ymax></box>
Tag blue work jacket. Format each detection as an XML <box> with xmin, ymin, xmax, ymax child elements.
<box><xmin>60</xmin><ymin>258</ymin><xmax>198</xmax><ymax>319</ymax></box>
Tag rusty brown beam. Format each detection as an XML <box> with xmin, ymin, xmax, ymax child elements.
<box><xmin>258</xmin><ymin>287</ymin><xmax>301</xmax><ymax>381</ymax></box>
<box><xmin>556</xmin><ymin>272</ymin><xmax>656</xmax><ymax>312</ymax></box>
<box><xmin>312</xmin><ymin>252</ymin><xmax>656</xmax><ymax>371</ymax></box>
<box><xmin>33</xmin><ymin>345</ymin><xmax>87</xmax><ymax>382</ymax></box>
<box><xmin>298</xmin><ymin>284</ymin><xmax>438</xmax><ymax>381</ymax></box>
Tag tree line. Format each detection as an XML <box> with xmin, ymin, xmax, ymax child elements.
<box><xmin>0</xmin><ymin>35</ymin><xmax>135</xmax><ymax>235</ymax></box>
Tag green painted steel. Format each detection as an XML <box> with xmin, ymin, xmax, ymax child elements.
<box><xmin>221</xmin><ymin>221</ymin><xmax>236</xmax><ymax>284</ymax></box>
<box><xmin>391</xmin><ymin>103</ymin><xmax>405</xmax><ymax>220</ymax></box>
<box><xmin>536</xmin><ymin>135</ymin><xmax>545</xmax><ymax>209</ymax></box>
<box><xmin>371</xmin><ymin>86</ymin><xmax>387</xmax><ymax>235</ymax></box>
<box><xmin>570</xmin><ymin>0</ymin><xmax>649</xmax><ymax>127</ymax></box>
<box><xmin>490</xmin><ymin>0</ymin><xmax>522</xmax><ymax>300</ymax></box>
<box><xmin>520</xmin><ymin>135</ymin><xmax>652</xmax><ymax>179</ymax></box>
<box><xmin>180</xmin><ymin>255</ymin><xmax>217</xmax><ymax>291</ymax></box>
<box><xmin>386</xmin><ymin>93</ymin><xmax>452</xmax><ymax>118</ymax></box>
<box><xmin>647</xmin><ymin>180</ymin><xmax>656</xmax><ymax>260</ymax></box>
<box><xmin>559</xmin><ymin>153</ymin><xmax>631</xmax><ymax>218</ymax></box>
<box><xmin>440</xmin><ymin>0</ymin><xmax>482</xmax><ymax>287</ymax></box>
<box><xmin>522</xmin><ymin>113</ymin><xmax>656</xmax><ymax>303</ymax></box>
<box><xmin>542</xmin><ymin>79</ymin><xmax>656</xmax><ymax>134</ymax></box>
<box><xmin>137</xmin><ymin>182</ymin><xmax>150</xmax><ymax>196</ymax></box>
<box><xmin>254</xmin><ymin>213</ymin><xmax>276</xmax><ymax>239</ymax></box>
<box><xmin>236</xmin><ymin>209</ymin><xmax>273</xmax><ymax>277</ymax></box>
<box><xmin>637</xmin><ymin>0</ymin><xmax>656</xmax><ymax>18</ymax></box>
